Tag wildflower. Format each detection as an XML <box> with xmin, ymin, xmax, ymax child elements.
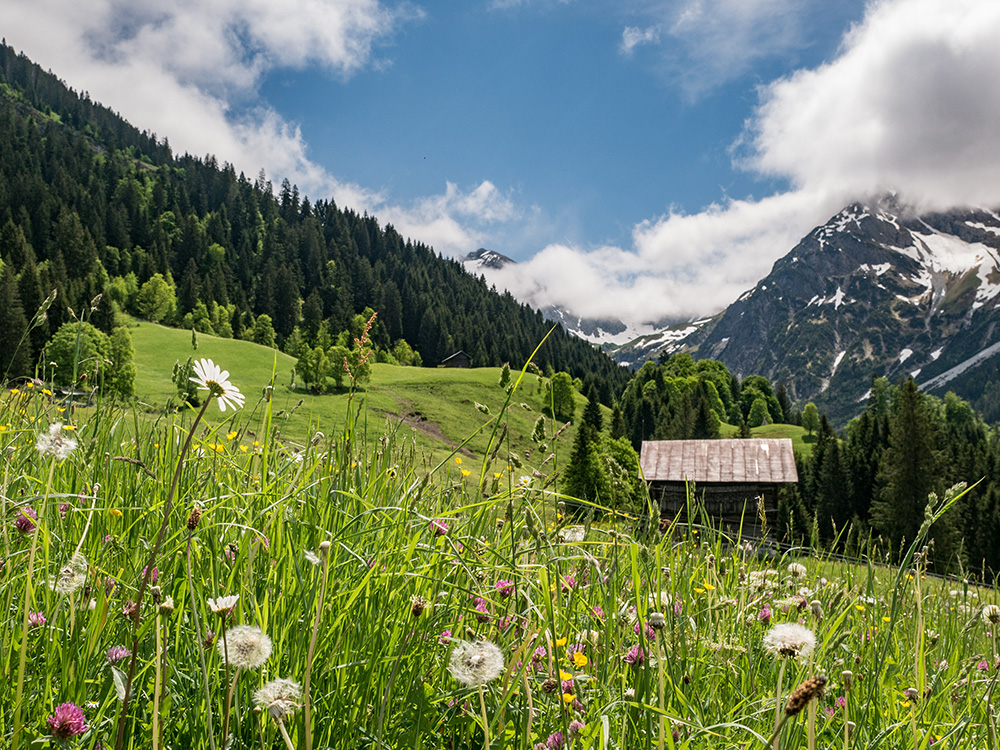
<box><xmin>763</xmin><ymin>623</ymin><xmax>816</xmax><ymax>660</ymax></box>
<box><xmin>430</xmin><ymin>519</ymin><xmax>449</xmax><ymax>537</ymax></box>
<box><xmin>106</xmin><ymin>646</ymin><xmax>131</xmax><ymax>665</ymax></box>
<box><xmin>220</xmin><ymin>625</ymin><xmax>272</xmax><ymax>669</ymax></box>
<box><xmin>14</xmin><ymin>506</ymin><xmax>37</xmax><ymax>534</ymax></box>
<box><xmin>203</xmin><ymin>630</ymin><xmax>216</xmax><ymax>650</ymax></box>
<box><xmin>36</xmin><ymin>422</ymin><xmax>78</xmax><ymax>460</ymax></box>
<box><xmin>473</xmin><ymin>597</ymin><xmax>492</xmax><ymax>623</ymax></box>
<box><xmin>208</xmin><ymin>595</ymin><xmax>239</xmax><ymax>617</ymax></box>
<box><xmin>560</xmin><ymin>575</ymin><xmax>576</xmax><ymax>592</ymax></box>
<box><xmin>142</xmin><ymin>565</ymin><xmax>159</xmax><ymax>584</ymax></box>
<box><xmin>545</xmin><ymin>730</ymin><xmax>565</xmax><ymax>749</ymax></box>
<box><xmin>47</xmin><ymin>702</ymin><xmax>88</xmax><ymax>740</ymax></box>
<box><xmin>842</xmin><ymin>670</ymin><xmax>854</xmax><ymax>690</ymax></box>
<box><xmin>787</xmin><ymin>562</ymin><xmax>808</xmax><ymax>579</ymax></box>
<box><xmin>810</xmin><ymin>600</ymin><xmax>824</xmax><ymax>621</ymax></box>
<box><xmin>253</xmin><ymin>678</ymin><xmax>302</xmax><ymax>721</ymax></box>
<box><xmin>983</xmin><ymin>604</ymin><xmax>1000</xmax><ymax>625</ymax></box>
<box><xmin>623</xmin><ymin>644</ymin><xmax>645</xmax><ymax>666</ymax></box>
<box><xmin>28</xmin><ymin>611</ymin><xmax>46</xmax><ymax>628</ymax></box>
<box><xmin>570</xmin><ymin>651</ymin><xmax>589</xmax><ymax>668</ymax></box>
<box><xmin>649</xmin><ymin>611</ymin><xmax>666</xmax><ymax>630</ymax></box>
<box><xmin>758</xmin><ymin>605</ymin><xmax>772</xmax><ymax>626</ymax></box>
<box><xmin>591</xmin><ymin>605</ymin><xmax>605</xmax><ymax>620</ymax></box>
<box><xmin>122</xmin><ymin>600</ymin><xmax>140</xmax><ymax>621</ymax></box>
<box><xmin>158</xmin><ymin>596</ymin><xmax>176</xmax><ymax>616</ymax></box>
<box><xmin>189</xmin><ymin>358</ymin><xmax>245</xmax><ymax>412</ymax></box>
<box><xmin>439</xmin><ymin>629</ymin><xmax>453</xmax><ymax>645</ymax></box>
<box><xmin>448</xmin><ymin>640</ymin><xmax>505</xmax><ymax>686</ymax></box>
<box><xmin>52</xmin><ymin>553</ymin><xmax>88</xmax><ymax>596</ymax></box>
<box><xmin>569</xmin><ymin>720</ymin><xmax>585</xmax><ymax>737</ymax></box>
<box><xmin>495</xmin><ymin>579</ymin><xmax>515</xmax><ymax>598</ymax></box>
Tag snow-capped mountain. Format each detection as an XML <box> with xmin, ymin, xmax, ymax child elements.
<box><xmin>461</xmin><ymin>247</ymin><xmax>652</xmax><ymax>345</ymax></box>
<box><xmin>461</xmin><ymin>247</ymin><xmax>516</xmax><ymax>271</ymax></box>
<box><xmin>608</xmin><ymin>198</ymin><xmax>1000</xmax><ymax>422</ymax></box>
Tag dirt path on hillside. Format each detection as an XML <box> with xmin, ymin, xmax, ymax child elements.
<box><xmin>385</xmin><ymin>406</ymin><xmax>475</xmax><ymax>457</ymax></box>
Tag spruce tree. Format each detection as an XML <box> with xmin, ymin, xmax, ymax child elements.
<box><xmin>871</xmin><ymin>379</ymin><xmax>942</xmax><ymax>554</ymax></box>
<box><xmin>0</xmin><ymin>263</ymin><xmax>32</xmax><ymax>378</ymax></box>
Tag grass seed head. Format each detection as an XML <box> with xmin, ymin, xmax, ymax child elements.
<box><xmin>785</xmin><ymin>674</ymin><xmax>827</xmax><ymax>716</ymax></box>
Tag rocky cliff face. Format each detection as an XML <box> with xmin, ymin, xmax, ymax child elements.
<box><xmin>610</xmin><ymin>198</ymin><xmax>1000</xmax><ymax>422</ymax></box>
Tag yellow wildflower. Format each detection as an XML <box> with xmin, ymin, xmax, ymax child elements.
<box><xmin>571</xmin><ymin>652</ymin><xmax>588</xmax><ymax>668</ymax></box>
<box><xmin>555</xmin><ymin>636</ymin><xmax>568</xmax><ymax>647</ymax></box>
<box><xmin>109</xmin><ymin>509</ymin><xmax>123</xmax><ymax>518</ymax></box>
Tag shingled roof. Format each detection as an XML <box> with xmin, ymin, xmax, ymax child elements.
<box><xmin>639</xmin><ymin>438</ymin><xmax>798</xmax><ymax>484</ymax></box>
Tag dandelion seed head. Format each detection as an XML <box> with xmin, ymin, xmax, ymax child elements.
<box><xmin>763</xmin><ymin>622</ymin><xmax>817</xmax><ymax>660</ymax></box>
<box><xmin>983</xmin><ymin>604</ymin><xmax>1000</xmax><ymax>625</ymax></box>
<box><xmin>448</xmin><ymin>640</ymin><xmax>504</xmax><ymax>686</ymax></box>
<box><xmin>36</xmin><ymin>423</ymin><xmax>78</xmax><ymax>460</ymax></box>
<box><xmin>220</xmin><ymin>625</ymin><xmax>272</xmax><ymax>669</ymax></box>
<box><xmin>253</xmin><ymin>678</ymin><xmax>302</xmax><ymax>721</ymax></box>
<box><xmin>787</xmin><ymin>562</ymin><xmax>808</xmax><ymax>579</ymax></box>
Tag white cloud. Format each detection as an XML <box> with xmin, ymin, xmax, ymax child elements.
<box><xmin>631</xmin><ymin>0</ymin><xmax>817</xmax><ymax>94</ymax></box>
<box><xmin>487</xmin><ymin>189</ymin><xmax>843</xmax><ymax>322</ymax></box>
<box><xmin>1</xmin><ymin>0</ymin><xmax>418</xmax><ymax>202</ymax></box>
<box><xmin>377</xmin><ymin>181</ymin><xmax>521</xmax><ymax>258</ymax></box>
<box><xmin>744</xmin><ymin>0</ymin><xmax>1000</xmax><ymax>210</ymax></box>
<box><xmin>488</xmin><ymin>0</ymin><xmax>1000</xmax><ymax>328</ymax></box>
<box><xmin>620</xmin><ymin>26</ymin><xmax>661</xmax><ymax>55</ymax></box>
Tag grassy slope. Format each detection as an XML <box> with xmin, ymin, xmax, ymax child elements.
<box><xmin>129</xmin><ymin>321</ymin><xmax>587</xmax><ymax>474</ymax></box>
<box><xmin>721</xmin><ymin>421</ymin><xmax>815</xmax><ymax>455</ymax></box>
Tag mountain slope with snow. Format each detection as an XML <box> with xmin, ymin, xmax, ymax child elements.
<box><xmin>607</xmin><ymin>199</ymin><xmax>1000</xmax><ymax>422</ymax></box>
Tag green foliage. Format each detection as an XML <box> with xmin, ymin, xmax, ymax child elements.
<box><xmin>43</xmin><ymin>321</ymin><xmax>111</xmax><ymax>387</ymax></box>
<box><xmin>137</xmin><ymin>273</ymin><xmax>177</xmax><ymax>324</ymax></box>
<box><xmin>546</xmin><ymin>372</ymin><xmax>576</xmax><ymax>422</ymax></box>
<box><xmin>108</xmin><ymin>326</ymin><xmax>136</xmax><ymax>397</ymax></box>
<box><xmin>251</xmin><ymin>314</ymin><xmax>277</xmax><ymax>348</ymax></box>
<box><xmin>801</xmin><ymin>402</ymin><xmax>820</xmax><ymax>436</ymax></box>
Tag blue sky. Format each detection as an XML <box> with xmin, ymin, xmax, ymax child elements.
<box><xmin>6</xmin><ymin>0</ymin><xmax>1000</xmax><ymax>328</ymax></box>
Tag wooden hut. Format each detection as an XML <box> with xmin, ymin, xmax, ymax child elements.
<box><xmin>440</xmin><ymin>351</ymin><xmax>472</xmax><ymax>368</ymax></box>
<box><xmin>639</xmin><ymin>438</ymin><xmax>798</xmax><ymax>539</ymax></box>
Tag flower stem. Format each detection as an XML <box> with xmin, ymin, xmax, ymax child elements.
<box><xmin>188</xmin><ymin>530</ymin><xmax>217</xmax><ymax>750</ymax></box>
<box><xmin>115</xmin><ymin>396</ymin><xmax>213</xmax><ymax>750</ymax></box>
<box><xmin>153</xmin><ymin>612</ymin><xmax>162</xmax><ymax>750</ymax></box>
<box><xmin>772</xmin><ymin>659</ymin><xmax>787</xmax><ymax>750</ymax></box>
<box><xmin>303</xmin><ymin>543</ymin><xmax>332</xmax><ymax>750</ymax></box>
<box><xmin>278</xmin><ymin>719</ymin><xmax>297</xmax><ymax>750</ymax></box>
<box><xmin>478</xmin><ymin>683</ymin><xmax>491</xmax><ymax>750</ymax></box>
<box><xmin>11</xmin><ymin>458</ymin><xmax>56</xmax><ymax>750</ymax></box>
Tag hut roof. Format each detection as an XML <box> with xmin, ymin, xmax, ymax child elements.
<box><xmin>639</xmin><ymin>438</ymin><xmax>798</xmax><ymax>484</ymax></box>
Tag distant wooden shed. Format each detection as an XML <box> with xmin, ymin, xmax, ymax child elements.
<box><xmin>440</xmin><ymin>351</ymin><xmax>472</xmax><ymax>368</ymax></box>
<box><xmin>640</xmin><ymin>438</ymin><xmax>798</xmax><ymax>539</ymax></box>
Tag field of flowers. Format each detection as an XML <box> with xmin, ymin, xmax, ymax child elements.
<box><xmin>0</xmin><ymin>359</ymin><xmax>995</xmax><ymax>749</ymax></box>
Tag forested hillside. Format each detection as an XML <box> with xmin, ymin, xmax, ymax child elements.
<box><xmin>0</xmin><ymin>43</ymin><xmax>627</xmax><ymax>401</ymax></box>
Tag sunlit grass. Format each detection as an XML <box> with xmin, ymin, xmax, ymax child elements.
<box><xmin>0</xmin><ymin>368</ymin><xmax>994</xmax><ymax>749</ymax></box>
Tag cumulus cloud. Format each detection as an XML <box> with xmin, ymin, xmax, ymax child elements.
<box><xmin>378</xmin><ymin>181</ymin><xmax>520</xmax><ymax>258</ymax></box>
<box><xmin>2</xmin><ymin>0</ymin><xmax>417</xmax><ymax>203</ymax></box>
<box><xmin>487</xmin><ymin>0</ymin><xmax>1000</xmax><ymax>326</ymax></box>
<box><xmin>744</xmin><ymin>0</ymin><xmax>1000</xmax><ymax>210</ymax></box>
<box><xmin>487</xmin><ymin>189</ymin><xmax>843</xmax><ymax>322</ymax></box>
<box><xmin>621</xmin><ymin>26</ymin><xmax>661</xmax><ymax>55</ymax></box>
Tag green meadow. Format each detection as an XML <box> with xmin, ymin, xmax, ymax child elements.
<box><xmin>1</xmin><ymin>347</ymin><xmax>991</xmax><ymax>750</ymax></box>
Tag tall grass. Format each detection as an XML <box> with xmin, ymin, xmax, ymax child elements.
<box><xmin>0</xmin><ymin>370</ymin><xmax>997</xmax><ymax>749</ymax></box>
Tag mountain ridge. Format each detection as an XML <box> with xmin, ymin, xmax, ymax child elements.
<box><xmin>605</xmin><ymin>198</ymin><xmax>1000</xmax><ymax>422</ymax></box>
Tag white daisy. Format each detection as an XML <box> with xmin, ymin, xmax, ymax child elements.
<box><xmin>189</xmin><ymin>358</ymin><xmax>245</xmax><ymax>412</ymax></box>
<box><xmin>208</xmin><ymin>594</ymin><xmax>239</xmax><ymax>616</ymax></box>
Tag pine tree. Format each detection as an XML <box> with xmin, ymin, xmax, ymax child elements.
<box><xmin>582</xmin><ymin>384</ymin><xmax>603</xmax><ymax>433</ymax></box>
<box><xmin>0</xmin><ymin>262</ymin><xmax>32</xmax><ymax>378</ymax></box>
<box><xmin>871</xmin><ymin>379</ymin><xmax>942</xmax><ymax>554</ymax></box>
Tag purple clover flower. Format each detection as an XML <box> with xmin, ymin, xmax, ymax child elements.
<box><xmin>47</xmin><ymin>702</ymin><xmax>88</xmax><ymax>741</ymax></box>
<box><xmin>14</xmin><ymin>507</ymin><xmax>37</xmax><ymax>534</ymax></box>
